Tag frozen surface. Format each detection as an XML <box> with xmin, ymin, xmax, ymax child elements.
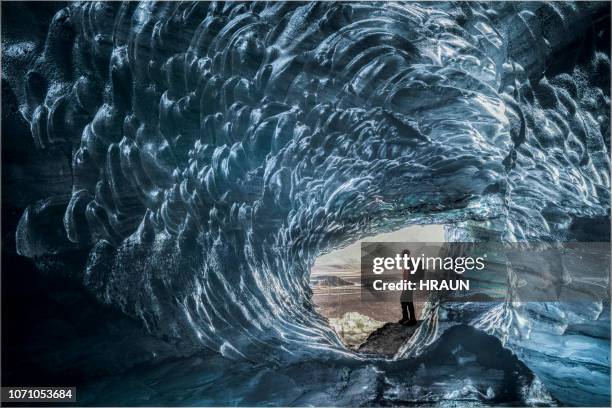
<box><xmin>329</xmin><ymin>312</ymin><xmax>386</xmax><ymax>347</ymax></box>
<box><xmin>2</xmin><ymin>1</ymin><xmax>610</xmax><ymax>405</ymax></box>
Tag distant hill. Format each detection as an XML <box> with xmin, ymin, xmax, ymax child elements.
<box><xmin>310</xmin><ymin>275</ymin><xmax>355</xmax><ymax>287</ymax></box>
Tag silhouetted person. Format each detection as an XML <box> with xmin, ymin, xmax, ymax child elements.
<box><xmin>399</xmin><ymin>249</ymin><xmax>420</xmax><ymax>326</ymax></box>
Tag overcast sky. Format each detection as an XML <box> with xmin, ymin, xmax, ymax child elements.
<box><xmin>312</xmin><ymin>224</ymin><xmax>445</xmax><ymax>276</ymax></box>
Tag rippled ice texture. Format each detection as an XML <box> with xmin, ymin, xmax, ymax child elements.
<box><xmin>2</xmin><ymin>1</ymin><xmax>610</xmax><ymax>406</ymax></box>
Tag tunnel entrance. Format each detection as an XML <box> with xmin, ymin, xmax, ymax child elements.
<box><xmin>310</xmin><ymin>225</ymin><xmax>445</xmax><ymax>350</ymax></box>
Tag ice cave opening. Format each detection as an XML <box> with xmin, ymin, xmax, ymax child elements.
<box><xmin>310</xmin><ymin>224</ymin><xmax>445</xmax><ymax>352</ymax></box>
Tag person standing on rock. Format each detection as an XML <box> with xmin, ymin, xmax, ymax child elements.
<box><xmin>399</xmin><ymin>249</ymin><xmax>420</xmax><ymax>326</ymax></box>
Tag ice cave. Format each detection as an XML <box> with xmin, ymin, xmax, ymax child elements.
<box><xmin>1</xmin><ymin>1</ymin><xmax>610</xmax><ymax>406</ymax></box>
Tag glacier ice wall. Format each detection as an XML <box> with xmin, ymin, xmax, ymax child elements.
<box><xmin>2</xmin><ymin>1</ymin><xmax>610</xmax><ymax>405</ymax></box>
